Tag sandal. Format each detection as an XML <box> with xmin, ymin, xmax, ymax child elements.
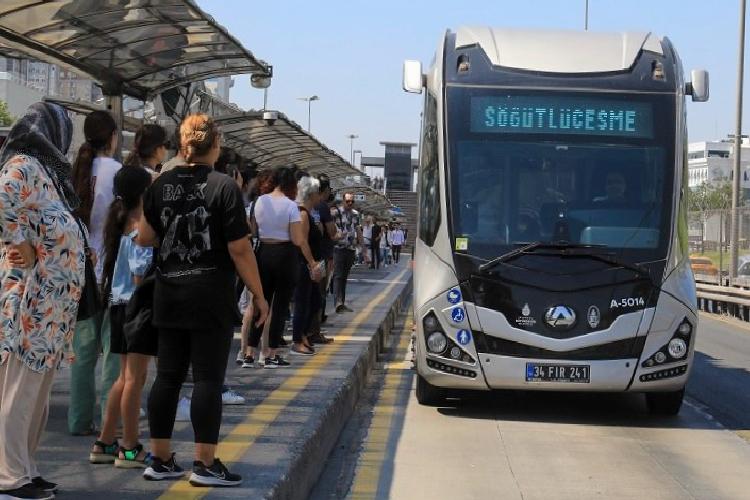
<box><xmin>115</xmin><ymin>443</ymin><xmax>151</xmax><ymax>469</ymax></box>
<box><xmin>89</xmin><ymin>439</ymin><xmax>119</xmax><ymax>464</ymax></box>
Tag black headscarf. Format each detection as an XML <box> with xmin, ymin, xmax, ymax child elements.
<box><xmin>0</xmin><ymin>102</ymin><xmax>78</xmax><ymax>210</ymax></box>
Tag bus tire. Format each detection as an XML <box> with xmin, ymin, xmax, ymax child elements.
<box><xmin>416</xmin><ymin>374</ymin><xmax>445</xmax><ymax>406</ymax></box>
<box><xmin>645</xmin><ymin>388</ymin><xmax>685</xmax><ymax>416</ymax></box>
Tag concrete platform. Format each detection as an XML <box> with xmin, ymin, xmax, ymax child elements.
<box><xmin>36</xmin><ymin>261</ymin><xmax>412</xmax><ymax>499</ymax></box>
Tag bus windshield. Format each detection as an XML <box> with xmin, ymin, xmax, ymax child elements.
<box><xmin>446</xmin><ymin>87</ymin><xmax>676</xmax><ymax>263</ymax></box>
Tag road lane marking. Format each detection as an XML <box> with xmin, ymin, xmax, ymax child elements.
<box><xmin>159</xmin><ymin>267</ymin><xmax>409</xmax><ymax>500</ymax></box>
<box><xmin>349</xmin><ymin>317</ymin><xmax>413</xmax><ymax>499</ymax></box>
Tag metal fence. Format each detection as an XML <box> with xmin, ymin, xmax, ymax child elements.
<box><xmin>689</xmin><ymin>208</ymin><xmax>750</xmax><ymax>283</ymax></box>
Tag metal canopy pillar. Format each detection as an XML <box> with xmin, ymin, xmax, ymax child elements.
<box><xmin>103</xmin><ymin>82</ymin><xmax>124</xmax><ymax>162</ymax></box>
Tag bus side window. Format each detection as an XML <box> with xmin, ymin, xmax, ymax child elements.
<box><xmin>419</xmin><ymin>93</ymin><xmax>440</xmax><ymax>246</ymax></box>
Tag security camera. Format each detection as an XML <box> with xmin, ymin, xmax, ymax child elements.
<box><xmin>263</xmin><ymin>110</ymin><xmax>278</xmax><ymax>126</ymax></box>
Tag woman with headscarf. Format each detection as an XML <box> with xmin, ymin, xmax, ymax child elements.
<box><xmin>0</xmin><ymin>103</ymin><xmax>85</xmax><ymax>499</ymax></box>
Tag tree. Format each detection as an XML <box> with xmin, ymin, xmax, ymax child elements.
<box><xmin>0</xmin><ymin>100</ymin><xmax>13</xmax><ymax>127</ymax></box>
<box><xmin>689</xmin><ymin>181</ymin><xmax>733</xmax><ymax>254</ymax></box>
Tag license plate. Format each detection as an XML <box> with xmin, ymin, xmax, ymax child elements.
<box><xmin>525</xmin><ymin>363</ymin><xmax>590</xmax><ymax>383</ymax></box>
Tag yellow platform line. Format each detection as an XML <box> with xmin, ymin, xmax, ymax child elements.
<box><xmin>349</xmin><ymin>317</ymin><xmax>414</xmax><ymax>499</ymax></box>
<box><xmin>158</xmin><ymin>267</ymin><xmax>409</xmax><ymax>500</ymax></box>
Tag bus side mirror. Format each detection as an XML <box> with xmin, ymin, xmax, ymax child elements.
<box><xmin>403</xmin><ymin>60</ymin><xmax>424</xmax><ymax>94</ymax></box>
<box><xmin>687</xmin><ymin>69</ymin><xmax>709</xmax><ymax>102</ymax></box>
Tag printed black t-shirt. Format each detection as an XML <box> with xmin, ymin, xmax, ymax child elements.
<box><xmin>143</xmin><ymin>165</ymin><xmax>249</xmax><ymax>330</ymax></box>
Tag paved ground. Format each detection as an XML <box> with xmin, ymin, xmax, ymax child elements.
<box><xmin>35</xmin><ymin>260</ymin><xmax>411</xmax><ymax>499</ymax></box>
<box><xmin>314</xmin><ymin>313</ymin><xmax>750</xmax><ymax>500</ymax></box>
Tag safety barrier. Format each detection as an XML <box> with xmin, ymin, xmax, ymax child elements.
<box><xmin>695</xmin><ymin>278</ymin><xmax>750</xmax><ymax>321</ymax></box>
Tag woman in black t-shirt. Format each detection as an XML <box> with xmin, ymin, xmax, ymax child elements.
<box><xmin>136</xmin><ymin>114</ymin><xmax>269</xmax><ymax>487</ymax></box>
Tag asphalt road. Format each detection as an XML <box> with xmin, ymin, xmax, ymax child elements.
<box><xmin>314</xmin><ymin>312</ymin><xmax>750</xmax><ymax>500</ymax></box>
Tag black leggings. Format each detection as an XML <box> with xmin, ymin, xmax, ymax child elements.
<box><xmin>148</xmin><ymin>326</ymin><xmax>232</xmax><ymax>444</ymax></box>
<box><xmin>249</xmin><ymin>242</ymin><xmax>298</xmax><ymax>349</ymax></box>
<box><xmin>292</xmin><ymin>261</ymin><xmax>322</xmax><ymax>342</ymax></box>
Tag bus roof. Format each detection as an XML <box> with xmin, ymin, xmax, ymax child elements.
<box><xmin>454</xmin><ymin>27</ymin><xmax>664</xmax><ymax>74</ymax></box>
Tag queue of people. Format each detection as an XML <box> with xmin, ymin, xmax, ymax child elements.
<box><xmin>0</xmin><ymin>102</ymin><xmax>405</xmax><ymax>499</ymax></box>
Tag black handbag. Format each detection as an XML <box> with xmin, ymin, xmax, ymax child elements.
<box><xmin>122</xmin><ymin>269</ymin><xmax>158</xmax><ymax>356</ymax></box>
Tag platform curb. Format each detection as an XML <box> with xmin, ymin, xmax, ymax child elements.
<box><xmin>266</xmin><ymin>274</ymin><xmax>413</xmax><ymax>500</ymax></box>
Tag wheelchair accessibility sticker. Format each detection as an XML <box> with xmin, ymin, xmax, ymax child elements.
<box><xmin>451</xmin><ymin>307</ymin><xmax>466</xmax><ymax>323</ymax></box>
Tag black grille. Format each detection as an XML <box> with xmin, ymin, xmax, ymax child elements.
<box><xmin>474</xmin><ymin>332</ymin><xmax>646</xmax><ymax>361</ymax></box>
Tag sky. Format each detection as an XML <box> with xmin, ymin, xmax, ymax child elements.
<box><xmin>197</xmin><ymin>0</ymin><xmax>749</xmax><ymax>162</ymax></box>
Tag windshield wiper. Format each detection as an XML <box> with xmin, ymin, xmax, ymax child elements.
<box><xmin>477</xmin><ymin>241</ymin><xmax>651</xmax><ymax>282</ymax></box>
<box><xmin>478</xmin><ymin>241</ymin><xmax>604</xmax><ymax>272</ymax></box>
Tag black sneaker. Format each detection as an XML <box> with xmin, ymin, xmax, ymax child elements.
<box><xmin>189</xmin><ymin>458</ymin><xmax>242</xmax><ymax>487</ymax></box>
<box><xmin>30</xmin><ymin>478</ymin><xmax>57</xmax><ymax>493</ymax></box>
<box><xmin>278</xmin><ymin>337</ymin><xmax>289</xmax><ymax>347</ymax></box>
<box><xmin>263</xmin><ymin>355</ymin><xmax>291</xmax><ymax>368</ymax></box>
<box><xmin>143</xmin><ymin>453</ymin><xmax>184</xmax><ymax>481</ymax></box>
<box><xmin>0</xmin><ymin>484</ymin><xmax>54</xmax><ymax>499</ymax></box>
<box><xmin>241</xmin><ymin>355</ymin><xmax>256</xmax><ymax>368</ymax></box>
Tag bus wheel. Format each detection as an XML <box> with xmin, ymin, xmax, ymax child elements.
<box><xmin>645</xmin><ymin>389</ymin><xmax>685</xmax><ymax>415</ymax></box>
<box><xmin>416</xmin><ymin>375</ymin><xmax>445</xmax><ymax>406</ymax></box>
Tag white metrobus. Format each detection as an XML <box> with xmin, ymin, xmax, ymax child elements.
<box><xmin>404</xmin><ymin>27</ymin><xmax>709</xmax><ymax>414</ymax></box>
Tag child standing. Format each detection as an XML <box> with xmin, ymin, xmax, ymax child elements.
<box><xmin>89</xmin><ymin>166</ymin><xmax>154</xmax><ymax>468</ymax></box>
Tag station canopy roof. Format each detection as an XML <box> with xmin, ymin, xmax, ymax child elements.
<box><xmin>0</xmin><ymin>0</ymin><xmax>271</xmax><ymax>99</ymax></box>
<box><xmin>208</xmin><ymin>108</ymin><xmax>392</xmax><ymax>214</ymax></box>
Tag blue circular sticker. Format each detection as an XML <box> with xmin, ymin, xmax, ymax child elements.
<box><xmin>447</xmin><ymin>289</ymin><xmax>462</xmax><ymax>304</ymax></box>
<box><xmin>451</xmin><ymin>307</ymin><xmax>466</xmax><ymax>323</ymax></box>
<box><xmin>456</xmin><ymin>329</ymin><xmax>472</xmax><ymax>345</ymax></box>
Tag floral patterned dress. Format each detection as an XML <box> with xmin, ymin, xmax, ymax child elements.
<box><xmin>0</xmin><ymin>154</ymin><xmax>85</xmax><ymax>373</ymax></box>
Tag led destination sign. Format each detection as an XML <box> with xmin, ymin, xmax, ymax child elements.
<box><xmin>471</xmin><ymin>95</ymin><xmax>654</xmax><ymax>139</ymax></box>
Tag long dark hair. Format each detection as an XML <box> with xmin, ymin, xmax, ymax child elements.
<box><xmin>274</xmin><ymin>166</ymin><xmax>298</xmax><ymax>200</ymax></box>
<box><xmin>72</xmin><ymin>110</ymin><xmax>117</xmax><ymax>226</ymax></box>
<box><xmin>124</xmin><ymin>124</ymin><xmax>167</xmax><ymax>168</ymax></box>
<box><xmin>101</xmin><ymin>166</ymin><xmax>152</xmax><ymax>301</ymax></box>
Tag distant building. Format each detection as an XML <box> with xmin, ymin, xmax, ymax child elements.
<box><xmin>688</xmin><ymin>138</ymin><xmax>750</xmax><ymax>199</ymax></box>
<box><xmin>204</xmin><ymin>76</ymin><xmax>233</xmax><ymax>102</ymax></box>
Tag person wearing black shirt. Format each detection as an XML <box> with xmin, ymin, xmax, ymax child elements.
<box><xmin>137</xmin><ymin>114</ymin><xmax>268</xmax><ymax>487</ymax></box>
<box><xmin>370</xmin><ymin>222</ymin><xmax>382</xmax><ymax>269</ymax></box>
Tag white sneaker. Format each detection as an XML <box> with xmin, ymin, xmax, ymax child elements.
<box><xmin>222</xmin><ymin>389</ymin><xmax>245</xmax><ymax>405</ymax></box>
<box><xmin>175</xmin><ymin>397</ymin><xmax>191</xmax><ymax>422</ymax></box>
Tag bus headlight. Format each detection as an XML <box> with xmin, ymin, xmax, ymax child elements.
<box><xmin>668</xmin><ymin>338</ymin><xmax>687</xmax><ymax>359</ymax></box>
<box><xmin>424</xmin><ymin>315</ymin><xmax>439</xmax><ymax>332</ymax></box>
<box><xmin>678</xmin><ymin>322</ymin><xmax>692</xmax><ymax>336</ymax></box>
<box><xmin>427</xmin><ymin>331</ymin><xmax>448</xmax><ymax>354</ymax></box>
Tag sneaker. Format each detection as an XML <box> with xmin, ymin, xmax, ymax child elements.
<box><xmin>222</xmin><ymin>389</ymin><xmax>245</xmax><ymax>405</ymax></box>
<box><xmin>335</xmin><ymin>304</ymin><xmax>346</xmax><ymax>314</ymax></box>
<box><xmin>340</xmin><ymin>304</ymin><xmax>354</xmax><ymax>313</ymax></box>
<box><xmin>264</xmin><ymin>355</ymin><xmax>291</xmax><ymax>368</ymax></box>
<box><xmin>89</xmin><ymin>439</ymin><xmax>119</xmax><ymax>464</ymax></box>
<box><xmin>30</xmin><ymin>477</ymin><xmax>57</xmax><ymax>494</ymax></box>
<box><xmin>278</xmin><ymin>337</ymin><xmax>289</xmax><ymax>347</ymax></box>
<box><xmin>235</xmin><ymin>350</ymin><xmax>244</xmax><ymax>366</ymax></box>
<box><xmin>175</xmin><ymin>397</ymin><xmax>191</xmax><ymax>422</ymax></box>
<box><xmin>189</xmin><ymin>458</ymin><xmax>242</xmax><ymax>487</ymax></box>
<box><xmin>0</xmin><ymin>484</ymin><xmax>54</xmax><ymax>499</ymax></box>
<box><xmin>143</xmin><ymin>454</ymin><xmax>185</xmax><ymax>481</ymax></box>
<box><xmin>241</xmin><ymin>355</ymin><xmax>256</xmax><ymax>368</ymax></box>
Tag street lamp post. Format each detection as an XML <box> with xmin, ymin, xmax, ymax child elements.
<box><xmin>346</xmin><ymin>134</ymin><xmax>359</xmax><ymax>164</ymax></box>
<box><xmin>296</xmin><ymin>95</ymin><xmax>319</xmax><ymax>132</ymax></box>
<box><xmin>585</xmin><ymin>0</ymin><xmax>589</xmax><ymax>30</ymax></box>
<box><xmin>731</xmin><ymin>0</ymin><xmax>747</xmax><ymax>282</ymax></box>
